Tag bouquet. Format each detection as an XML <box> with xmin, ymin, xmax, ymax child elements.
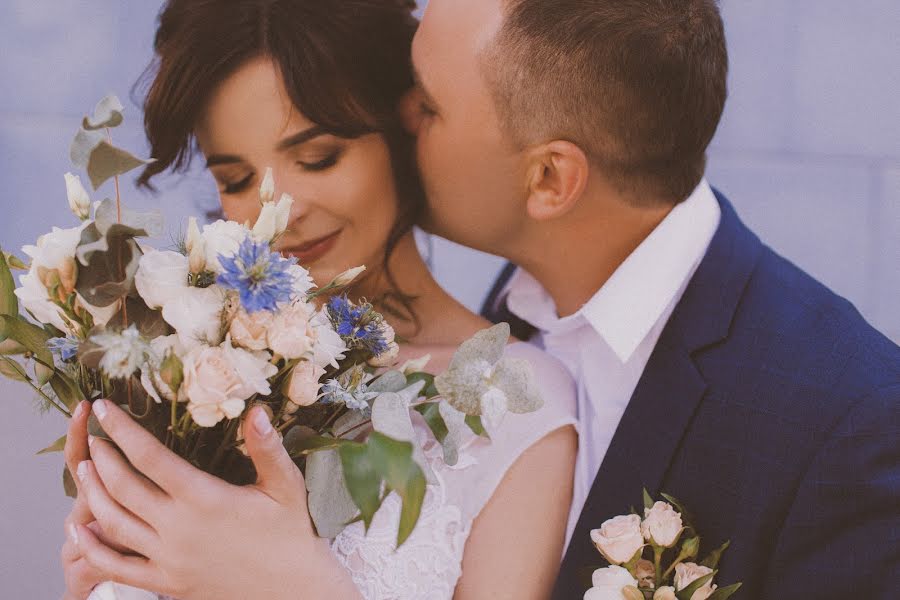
<box><xmin>584</xmin><ymin>490</ymin><xmax>742</xmax><ymax>600</ymax></box>
<box><xmin>0</xmin><ymin>95</ymin><xmax>543</xmax><ymax>546</ymax></box>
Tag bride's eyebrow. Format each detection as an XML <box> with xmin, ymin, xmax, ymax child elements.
<box><xmin>276</xmin><ymin>125</ymin><xmax>328</xmax><ymax>152</ymax></box>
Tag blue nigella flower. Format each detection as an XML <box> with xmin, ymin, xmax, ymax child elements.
<box><xmin>217</xmin><ymin>236</ymin><xmax>298</xmax><ymax>313</ymax></box>
<box><xmin>48</xmin><ymin>336</ymin><xmax>80</xmax><ymax>362</ymax></box>
<box><xmin>326</xmin><ymin>296</ymin><xmax>389</xmax><ymax>355</ymax></box>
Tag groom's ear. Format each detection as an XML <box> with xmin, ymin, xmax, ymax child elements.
<box><xmin>524</xmin><ymin>141</ymin><xmax>590</xmax><ymax>221</ymax></box>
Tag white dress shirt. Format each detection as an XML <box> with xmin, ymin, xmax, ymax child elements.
<box><xmin>505</xmin><ymin>179</ymin><xmax>722</xmax><ymax>546</ymax></box>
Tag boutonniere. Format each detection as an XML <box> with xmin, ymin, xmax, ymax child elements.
<box><xmin>584</xmin><ymin>490</ymin><xmax>742</xmax><ymax>600</ymax></box>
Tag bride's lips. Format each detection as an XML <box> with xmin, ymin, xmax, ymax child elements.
<box><xmin>281</xmin><ymin>229</ymin><xmax>342</xmax><ymax>264</ymax></box>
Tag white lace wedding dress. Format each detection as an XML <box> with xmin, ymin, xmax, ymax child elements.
<box><xmin>88</xmin><ymin>343</ymin><xmax>577</xmax><ymax>600</ymax></box>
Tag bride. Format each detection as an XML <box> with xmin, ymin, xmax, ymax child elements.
<box><xmin>60</xmin><ymin>1</ymin><xmax>578</xmax><ymax>598</ymax></box>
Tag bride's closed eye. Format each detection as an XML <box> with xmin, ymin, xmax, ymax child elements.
<box><xmin>297</xmin><ymin>148</ymin><xmax>344</xmax><ymax>172</ymax></box>
<box><xmin>220</xmin><ymin>173</ymin><xmax>254</xmax><ymax>195</ymax></box>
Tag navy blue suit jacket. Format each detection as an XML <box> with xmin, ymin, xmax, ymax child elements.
<box><xmin>482</xmin><ymin>192</ymin><xmax>900</xmax><ymax>598</ymax></box>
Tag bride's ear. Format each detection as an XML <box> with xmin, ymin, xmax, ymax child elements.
<box><xmin>523</xmin><ymin>141</ymin><xmax>590</xmax><ymax>222</ymax></box>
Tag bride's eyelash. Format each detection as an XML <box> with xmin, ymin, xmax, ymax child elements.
<box><xmin>222</xmin><ymin>174</ymin><xmax>253</xmax><ymax>195</ymax></box>
<box><xmin>419</xmin><ymin>101</ymin><xmax>437</xmax><ymax>117</ymax></box>
<box><xmin>299</xmin><ymin>149</ymin><xmax>343</xmax><ymax>172</ymax></box>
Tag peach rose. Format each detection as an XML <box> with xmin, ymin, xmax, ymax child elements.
<box><xmin>591</xmin><ymin>514</ymin><xmax>644</xmax><ymax>565</ymax></box>
<box><xmin>267</xmin><ymin>302</ymin><xmax>315</xmax><ymax>359</ymax></box>
<box><xmin>230</xmin><ymin>308</ymin><xmax>274</xmax><ymax>351</ymax></box>
<box><xmin>674</xmin><ymin>563</ymin><xmax>717</xmax><ymax>600</ymax></box>
<box><xmin>284</xmin><ymin>361</ymin><xmax>326</xmax><ymax>411</ymax></box>
<box><xmin>642</xmin><ymin>501</ymin><xmax>684</xmax><ymax>548</ymax></box>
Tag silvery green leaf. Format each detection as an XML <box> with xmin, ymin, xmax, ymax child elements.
<box><xmin>396</xmin><ymin>379</ymin><xmax>426</xmax><ymax>404</ymax></box>
<box><xmin>84</xmin><ymin>141</ymin><xmax>154</xmax><ymax>190</ymax></box>
<box><xmin>368</xmin><ymin>370</ymin><xmax>407</xmax><ymax>394</ymax></box>
<box><xmin>83</xmin><ymin>95</ymin><xmax>125</xmax><ymax>131</ymax></box>
<box><xmin>70</xmin><ymin>128</ymin><xmax>105</xmax><ymax>170</ymax></box>
<box><xmin>446</xmin><ymin>322</ymin><xmax>509</xmax><ymax>373</ymax></box>
<box><xmin>0</xmin><ymin>358</ymin><xmax>28</xmax><ymax>382</ymax></box>
<box><xmin>306</xmin><ymin>448</ymin><xmax>359</xmax><ymax>539</ymax></box>
<box><xmin>94</xmin><ymin>198</ymin><xmax>164</xmax><ymax>237</ymax></box>
<box><xmin>371</xmin><ymin>391</ymin><xmax>435</xmax><ymax>483</ymax></box>
<box><xmin>49</xmin><ymin>373</ymin><xmax>85</xmax><ymax>410</ymax></box>
<box><xmin>490</xmin><ymin>357</ymin><xmax>543</xmax><ymax>414</ymax></box>
<box><xmin>438</xmin><ymin>401</ymin><xmax>470</xmax><ymax>466</ymax></box>
<box><xmin>333</xmin><ymin>409</ymin><xmax>370</xmax><ymax>440</ymax></box>
<box><xmin>435</xmin><ymin>359</ymin><xmax>491</xmax><ymax>415</ymax></box>
<box><xmin>34</xmin><ymin>360</ymin><xmax>54</xmax><ymax>386</ymax></box>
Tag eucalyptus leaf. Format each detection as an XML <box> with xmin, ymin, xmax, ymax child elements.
<box><xmin>490</xmin><ymin>357</ymin><xmax>543</xmax><ymax>414</ymax></box>
<box><xmin>87</xmin><ymin>141</ymin><xmax>154</xmax><ymax>190</ymax></box>
<box><xmin>49</xmin><ymin>373</ymin><xmax>85</xmax><ymax>410</ymax></box>
<box><xmin>63</xmin><ymin>465</ymin><xmax>77</xmax><ymax>498</ymax></box>
<box><xmin>75</xmin><ymin>223</ymin><xmax>144</xmax><ymax>307</ymax></box>
<box><xmin>34</xmin><ymin>360</ymin><xmax>54</xmax><ymax>386</ymax></box>
<box><xmin>0</xmin><ymin>358</ymin><xmax>28</xmax><ymax>382</ymax></box>
<box><xmin>464</xmin><ymin>414</ymin><xmax>489</xmax><ymax>439</ymax></box>
<box><xmin>448</xmin><ymin>322</ymin><xmax>510</xmax><ymax>372</ymax></box>
<box><xmin>106</xmin><ymin>297</ymin><xmax>169</xmax><ymax>338</ymax></box>
<box><xmin>87</xmin><ymin>413</ymin><xmax>113</xmax><ymax>443</ymax></box>
<box><xmin>675</xmin><ymin>571</ymin><xmax>717</xmax><ymax>600</ymax></box>
<box><xmin>405</xmin><ymin>371</ymin><xmax>439</xmax><ymax>398</ymax></box>
<box><xmin>82</xmin><ymin>95</ymin><xmax>125</xmax><ymax>131</ymax></box>
<box><xmin>706</xmin><ymin>583</ymin><xmax>742</xmax><ymax>600</ymax></box>
<box><xmin>371</xmin><ymin>391</ymin><xmax>434</xmax><ymax>483</ymax></box>
<box><xmin>339</xmin><ymin>442</ymin><xmax>382</xmax><ymax>531</ymax></box>
<box><xmin>368</xmin><ymin>370</ymin><xmax>407</xmax><ymax>394</ymax></box>
<box><xmin>435</xmin><ymin>361</ymin><xmax>490</xmax><ymax>415</ymax></box>
<box><xmin>94</xmin><ymin>198</ymin><xmax>164</xmax><ymax>237</ymax></box>
<box><xmin>37</xmin><ymin>434</ymin><xmax>67</xmax><ymax>455</ymax></box>
<box><xmin>333</xmin><ymin>409</ymin><xmax>370</xmax><ymax>440</ymax></box>
<box><xmin>306</xmin><ymin>447</ymin><xmax>359</xmax><ymax>539</ymax></box>
<box><xmin>439</xmin><ymin>401</ymin><xmax>471</xmax><ymax>466</ymax></box>
<box><xmin>0</xmin><ymin>248</ymin><xmax>17</xmax><ymax>317</ymax></box>
<box><xmin>0</xmin><ymin>338</ymin><xmax>27</xmax><ymax>355</ymax></box>
<box><xmin>70</xmin><ymin>128</ymin><xmax>105</xmax><ymax>170</ymax></box>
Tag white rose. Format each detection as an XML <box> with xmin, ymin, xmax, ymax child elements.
<box><xmin>642</xmin><ymin>501</ymin><xmax>684</xmax><ymax>547</ymax></box>
<box><xmin>267</xmin><ymin>301</ymin><xmax>315</xmax><ymax>359</ymax></box>
<box><xmin>653</xmin><ymin>587</ymin><xmax>677</xmax><ymax>600</ymax></box>
<box><xmin>162</xmin><ymin>286</ymin><xmax>226</xmax><ymax>350</ymax></box>
<box><xmin>674</xmin><ymin>563</ymin><xmax>717</xmax><ymax>600</ymax></box>
<box><xmin>583</xmin><ymin>566</ymin><xmax>638</xmax><ymax>600</ymax></box>
<box><xmin>284</xmin><ymin>360</ymin><xmax>326</xmax><ymax>410</ymax></box>
<box><xmin>202</xmin><ymin>220</ymin><xmax>247</xmax><ymax>273</ymax></box>
<box><xmin>135</xmin><ymin>250</ymin><xmax>190</xmax><ymax>310</ymax></box>
<box><xmin>310</xmin><ymin>309</ymin><xmax>347</xmax><ymax>368</ymax></box>
<box><xmin>229</xmin><ymin>308</ymin><xmax>274</xmax><ymax>351</ymax></box>
<box><xmin>591</xmin><ymin>514</ymin><xmax>644</xmax><ymax>565</ymax></box>
<box><xmin>182</xmin><ymin>341</ymin><xmax>276</xmax><ymax>427</ymax></box>
<box><xmin>23</xmin><ymin>224</ymin><xmax>84</xmax><ymax>273</ymax></box>
<box><xmin>14</xmin><ymin>271</ymin><xmax>69</xmax><ymax>331</ymax></box>
<box><xmin>64</xmin><ymin>173</ymin><xmax>91</xmax><ymax>220</ymax></box>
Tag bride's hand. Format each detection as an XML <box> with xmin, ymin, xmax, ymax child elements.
<box><xmin>67</xmin><ymin>400</ymin><xmax>360</xmax><ymax>600</ymax></box>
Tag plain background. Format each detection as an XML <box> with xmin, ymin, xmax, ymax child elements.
<box><xmin>1</xmin><ymin>1</ymin><xmax>898</xmax><ymax>596</ymax></box>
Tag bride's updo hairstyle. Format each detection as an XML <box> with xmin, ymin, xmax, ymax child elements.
<box><xmin>135</xmin><ymin>0</ymin><xmax>424</xmax><ymax>310</ymax></box>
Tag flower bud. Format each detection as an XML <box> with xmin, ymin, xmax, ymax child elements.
<box><xmin>259</xmin><ymin>167</ymin><xmax>275</xmax><ymax>204</ymax></box>
<box><xmin>622</xmin><ymin>586</ymin><xmax>644</xmax><ymax>600</ymax></box>
<box><xmin>253</xmin><ymin>201</ymin><xmax>279</xmax><ymax>242</ymax></box>
<box><xmin>159</xmin><ymin>351</ymin><xmax>185</xmax><ymax>396</ymax></box>
<box><xmin>333</xmin><ymin>266</ymin><xmax>366</xmax><ymax>287</ymax></box>
<box><xmin>64</xmin><ymin>173</ymin><xmax>91</xmax><ymax>220</ymax></box>
<box><xmin>185</xmin><ymin>217</ymin><xmax>202</xmax><ymax>253</ymax></box>
<box><xmin>653</xmin><ymin>587</ymin><xmax>677</xmax><ymax>600</ymax></box>
<box><xmin>274</xmin><ymin>193</ymin><xmax>293</xmax><ymax>236</ymax></box>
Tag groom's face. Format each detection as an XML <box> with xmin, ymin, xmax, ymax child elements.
<box><xmin>410</xmin><ymin>0</ymin><xmax>527</xmax><ymax>254</ymax></box>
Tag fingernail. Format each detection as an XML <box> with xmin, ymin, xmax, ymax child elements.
<box><xmin>252</xmin><ymin>408</ymin><xmax>273</xmax><ymax>437</ymax></box>
<box><xmin>68</xmin><ymin>523</ymin><xmax>79</xmax><ymax>545</ymax></box>
<box><xmin>93</xmin><ymin>399</ymin><xmax>108</xmax><ymax>420</ymax></box>
<box><xmin>87</xmin><ymin>435</ymin><xmax>95</xmax><ymax>448</ymax></box>
<box><xmin>76</xmin><ymin>460</ymin><xmax>89</xmax><ymax>481</ymax></box>
<box><xmin>72</xmin><ymin>402</ymin><xmax>84</xmax><ymax>420</ymax></box>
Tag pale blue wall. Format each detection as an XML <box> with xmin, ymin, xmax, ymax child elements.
<box><xmin>0</xmin><ymin>1</ymin><xmax>897</xmax><ymax>596</ymax></box>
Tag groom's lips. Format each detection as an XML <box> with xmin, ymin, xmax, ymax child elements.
<box><xmin>281</xmin><ymin>229</ymin><xmax>342</xmax><ymax>264</ymax></box>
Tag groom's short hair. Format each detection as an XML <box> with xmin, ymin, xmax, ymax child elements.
<box><xmin>482</xmin><ymin>0</ymin><xmax>728</xmax><ymax>205</ymax></box>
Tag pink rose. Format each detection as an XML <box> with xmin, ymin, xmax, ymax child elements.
<box><xmin>229</xmin><ymin>308</ymin><xmax>274</xmax><ymax>351</ymax></box>
<box><xmin>642</xmin><ymin>501</ymin><xmax>684</xmax><ymax>547</ymax></box>
<box><xmin>284</xmin><ymin>361</ymin><xmax>326</xmax><ymax>411</ymax></box>
<box><xmin>674</xmin><ymin>563</ymin><xmax>717</xmax><ymax>600</ymax></box>
<box><xmin>591</xmin><ymin>514</ymin><xmax>644</xmax><ymax>565</ymax></box>
<box><xmin>267</xmin><ymin>302</ymin><xmax>315</xmax><ymax>359</ymax></box>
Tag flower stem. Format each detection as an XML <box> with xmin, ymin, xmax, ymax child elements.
<box><xmin>653</xmin><ymin>545</ymin><xmax>664</xmax><ymax>588</ymax></box>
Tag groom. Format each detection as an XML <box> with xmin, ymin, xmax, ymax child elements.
<box><xmin>408</xmin><ymin>0</ymin><xmax>900</xmax><ymax>598</ymax></box>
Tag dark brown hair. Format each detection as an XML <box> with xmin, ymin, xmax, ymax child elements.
<box><xmin>135</xmin><ymin>0</ymin><xmax>424</xmax><ymax>318</ymax></box>
<box><xmin>483</xmin><ymin>0</ymin><xmax>728</xmax><ymax>205</ymax></box>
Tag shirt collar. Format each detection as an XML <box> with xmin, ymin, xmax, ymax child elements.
<box><xmin>506</xmin><ymin>179</ymin><xmax>721</xmax><ymax>362</ymax></box>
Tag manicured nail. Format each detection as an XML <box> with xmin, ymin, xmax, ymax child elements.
<box><xmin>68</xmin><ymin>523</ymin><xmax>79</xmax><ymax>545</ymax></box>
<box><xmin>93</xmin><ymin>399</ymin><xmax>108</xmax><ymax>420</ymax></box>
<box><xmin>72</xmin><ymin>402</ymin><xmax>84</xmax><ymax>420</ymax></box>
<box><xmin>252</xmin><ymin>408</ymin><xmax>274</xmax><ymax>437</ymax></box>
<box><xmin>76</xmin><ymin>460</ymin><xmax>89</xmax><ymax>481</ymax></box>
<box><xmin>87</xmin><ymin>435</ymin><xmax>95</xmax><ymax>448</ymax></box>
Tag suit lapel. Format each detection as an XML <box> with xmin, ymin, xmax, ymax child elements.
<box><xmin>553</xmin><ymin>192</ymin><xmax>764</xmax><ymax>598</ymax></box>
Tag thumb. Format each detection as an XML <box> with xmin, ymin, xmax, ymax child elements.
<box><xmin>243</xmin><ymin>406</ymin><xmax>305</xmax><ymax>503</ymax></box>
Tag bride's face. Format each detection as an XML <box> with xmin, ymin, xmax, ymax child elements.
<box><xmin>194</xmin><ymin>57</ymin><xmax>401</xmax><ymax>287</ymax></box>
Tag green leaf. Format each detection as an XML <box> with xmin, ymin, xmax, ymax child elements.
<box><xmin>2</xmin><ymin>252</ymin><xmax>28</xmax><ymax>271</ymax></box>
<box><xmin>643</xmin><ymin>488</ymin><xmax>655</xmax><ymax>511</ymax></box>
<box><xmin>37</xmin><ymin>434</ymin><xmax>67</xmax><ymax>455</ymax></box>
<box><xmin>0</xmin><ymin>315</ymin><xmax>53</xmax><ymax>367</ymax></box>
<box><xmin>0</xmin><ymin>338</ymin><xmax>27</xmax><ymax>355</ymax></box>
<box><xmin>700</xmin><ymin>540</ymin><xmax>731</xmax><ymax>570</ymax></box>
<box><xmin>34</xmin><ymin>360</ymin><xmax>54</xmax><ymax>386</ymax></box>
<box><xmin>465</xmin><ymin>414</ymin><xmax>489</xmax><ymax>438</ymax></box>
<box><xmin>49</xmin><ymin>373</ymin><xmax>85</xmax><ymax>411</ymax></box>
<box><xmin>284</xmin><ymin>429</ymin><xmax>348</xmax><ymax>457</ymax></box>
<box><xmin>82</xmin><ymin>95</ymin><xmax>125</xmax><ymax>131</ymax></box>
<box><xmin>661</xmin><ymin>492</ymin><xmax>697</xmax><ymax>532</ymax></box>
<box><xmin>371</xmin><ymin>391</ymin><xmax>434</xmax><ymax>483</ymax></box>
<box><xmin>63</xmin><ymin>465</ymin><xmax>77</xmax><ymax>498</ymax></box>
<box><xmin>86</xmin><ymin>413</ymin><xmax>113</xmax><ymax>443</ymax></box>
<box><xmin>367</xmin><ymin>432</ymin><xmax>426</xmax><ymax>547</ymax></box>
<box><xmin>71</xmin><ymin>126</ymin><xmax>154</xmax><ymax>191</ymax></box>
<box><xmin>706</xmin><ymin>583</ymin><xmax>742</xmax><ymax>600</ymax></box>
<box><xmin>306</xmin><ymin>447</ymin><xmax>360</xmax><ymax>539</ymax></box>
<box><xmin>339</xmin><ymin>442</ymin><xmax>382</xmax><ymax>531</ymax></box>
<box><xmin>414</xmin><ymin>402</ymin><xmax>449</xmax><ymax>444</ymax></box>
<box><xmin>75</xmin><ymin>223</ymin><xmax>144</xmax><ymax>308</ymax></box>
<box><xmin>0</xmin><ymin>358</ymin><xmax>28</xmax><ymax>381</ymax></box>
<box><xmin>0</xmin><ymin>247</ymin><xmax>17</xmax><ymax>317</ymax></box>
<box><xmin>406</xmin><ymin>371</ymin><xmax>439</xmax><ymax>398</ymax></box>
<box><xmin>675</xmin><ymin>571</ymin><xmax>717</xmax><ymax>600</ymax></box>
